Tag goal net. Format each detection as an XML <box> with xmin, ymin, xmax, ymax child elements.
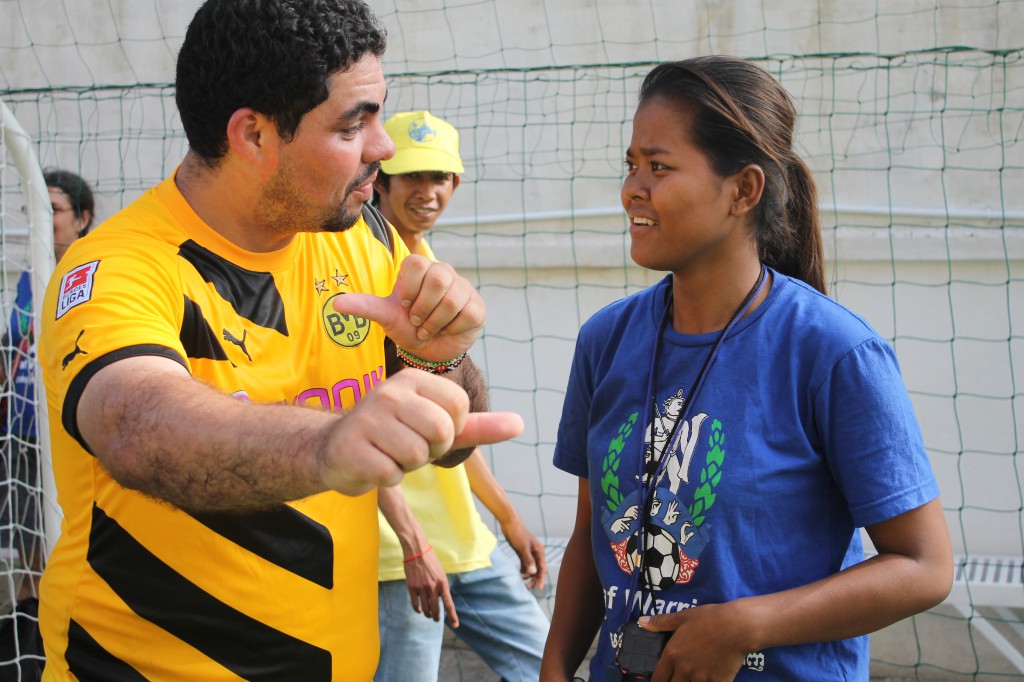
<box><xmin>2</xmin><ymin>0</ymin><xmax>1023</xmax><ymax>678</ymax></box>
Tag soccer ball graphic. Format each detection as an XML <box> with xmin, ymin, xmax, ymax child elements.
<box><xmin>627</xmin><ymin>527</ymin><xmax>681</xmax><ymax>591</ymax></box>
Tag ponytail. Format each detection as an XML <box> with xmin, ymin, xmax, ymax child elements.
<box><xmin>760</xmin><ymin>154</ymin><xmax>824</xmax><ymax>294</ymax></box>
<box><xmin>785</xmin><ymin>156</ymin><xmax>825</xmax><ymax>294</ymax></box>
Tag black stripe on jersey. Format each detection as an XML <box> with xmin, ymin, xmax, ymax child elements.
<box><xmin>178</xmin><ymin>240</ymin><xmax>289</xmax><ymax>336</ymax></box>
<box><xmin>191</xmin><ymin>506</ymin><xmax>334</xmax><ymax>588</ymax></box>
<box><xmin>66</xmin><ymin>618</ymin><xmax>148</xmax><ymax>682</ymax></box>
<box><xmin>64</xmin><ymin>345</ymin><xmax>188</xmax><ymax>455</ymax></box>
<box><xmin>181</xmin><ymin>295</ymin><xmax>230</xmax><ymax>361</ymax></box>
<box><xmin>88</xmin><ymin>503</ymin><xmax>332</xmax><ymax>681</ymax></box>
<box><xmin>361</xmin><ymin>203</ymin><xmax>394</xmax><ymax>255</ymax></box>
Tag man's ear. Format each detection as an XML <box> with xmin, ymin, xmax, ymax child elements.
<box><xmin>451</xmin><ymin>174</ymin><xmax>461</xmax><ymax>191</ymax></box>
<box><xmin>226</xmin><ymin>108</ymin><xmax>277</xmax><ymax>167</ymax></box>
<box><xmin>731</xmin><ymin>164</ymin><xmax>765</xmax><ymax>217</ymax></box>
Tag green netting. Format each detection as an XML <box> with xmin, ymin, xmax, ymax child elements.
<box><xmin>2</xmin><ymin>0</ymin><xmax>1023</xmax><ymax>678</ymax></box>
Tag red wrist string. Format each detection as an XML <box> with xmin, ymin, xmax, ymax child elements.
<box><xmin>403</xmin><ymin>545</ymin><xmax>433</xmax><ymax>563</ymax></box>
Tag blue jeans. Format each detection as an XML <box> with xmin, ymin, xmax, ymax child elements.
<box><xmin>375</xmin><ymin>546</ymin><xmax>550</xmax><ymax>682</ymax></box>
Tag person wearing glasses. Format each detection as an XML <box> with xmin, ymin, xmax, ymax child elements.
<box><xmin>0</xmin><ymin>168</ymin><xmax>94</xmax><ymax>679</ymax></box>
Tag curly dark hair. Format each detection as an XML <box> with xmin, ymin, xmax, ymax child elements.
<box><xmin>175</xmin><ymin>0</ymin><xmax>387</xmax><ymax>163</ymax></box>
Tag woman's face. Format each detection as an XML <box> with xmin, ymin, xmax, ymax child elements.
<box><xmin>50</xmin><ymin>186</ymin><xmax>90</xmax><ymax>262</ymax></box>
<box><xmin>621</xmin><ymin>96</ymin><xmax>750</xmax><ymax>276</ymax></box>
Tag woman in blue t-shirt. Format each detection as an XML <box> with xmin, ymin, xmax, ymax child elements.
<box><xmin>540</xmin><ymin>57</ymin><xmax>953</xmax><ymax>682</ymax></box>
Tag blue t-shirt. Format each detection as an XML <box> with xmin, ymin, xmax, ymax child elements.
<box><xmin>554</xmin><ymin>271</ymin><xmax>939</xmax><ymax>681</ymax></box>
<box><xmin>3</xmin><ymin>270</ymin><xmax>36</xmax><ymax>438</ymax></box>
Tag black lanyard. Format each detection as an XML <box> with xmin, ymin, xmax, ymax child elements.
<box><xmin>624</xmin><ymin>263</ymin><xmax>768</xmax><ymax>622</ymax></box>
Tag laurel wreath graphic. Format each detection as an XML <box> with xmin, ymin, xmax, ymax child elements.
<box><xmin>689</xmin><ymin>418</ymin><xmax>725</xmax><ymax>526</ymax></box>
<box><xmin>601</xmin><ymin>412</ymin><xmax>638</xmax><ymax>513</ymax></box>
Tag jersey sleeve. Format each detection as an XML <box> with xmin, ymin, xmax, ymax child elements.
<box><xmin>40</xmin><ymin>241</ymin><xmax>187</xmax><ymax>451</ymax></box>
<box><xmin>815</xmin><ymin>336</ymin><xmax>940</xmax><ymax>528</ymax></box>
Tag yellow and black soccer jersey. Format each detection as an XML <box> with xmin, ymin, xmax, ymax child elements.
<box><xmin>38</xmin><ymin>175</ymin><xmax>409</xmax><ymax>682</ymax></box>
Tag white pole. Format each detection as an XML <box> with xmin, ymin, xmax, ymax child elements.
<box><xmin>0</xmin><ymin>99</ymin><xmax>60</xmax><ymax>560</ymax></box>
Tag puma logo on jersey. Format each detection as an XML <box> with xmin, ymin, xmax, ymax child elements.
<box><xmin>62</xmin><ymin>330</ymin><xmax>88</xmax><ymax>370</ymax></box>
<box><xmin>222</xmin><ymin>328</ymin><xmax>252</xmax><ymax>362</ymax></box>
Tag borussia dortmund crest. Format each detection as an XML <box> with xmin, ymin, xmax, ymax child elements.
<box><xmin>322</xmin><ymin>293</ymin><xmax>370</xmax><ymax>347</ymax></box>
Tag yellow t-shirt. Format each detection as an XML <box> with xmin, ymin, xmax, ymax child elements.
<box><xmin>39</xmin><ymin>176</ymin><xmax>408</xmax><ymax>682</ymax></box>
<box><xmin>376</xmin><ymin>239</ymin><xmax>496</xmax><ymax>581</ymax></box>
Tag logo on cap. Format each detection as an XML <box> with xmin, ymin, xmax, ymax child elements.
<box><xmin>408</xmin><ymin>119</ymin><xmax>438</xmax><ymax>143</ymax></box>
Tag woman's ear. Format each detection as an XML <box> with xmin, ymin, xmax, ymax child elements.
<box><xmin>731</xmin><ymin>164</ymin><xmax>765</xmax><ymax>217</ymax></box>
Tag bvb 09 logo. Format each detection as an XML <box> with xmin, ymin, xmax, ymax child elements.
<box><xmin>322</xmin><ymin>293</ymin><xmax>370</xmax><ymax>348</ymax></box>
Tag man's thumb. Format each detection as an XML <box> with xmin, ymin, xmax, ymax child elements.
<box><xmin>452</xmin><ymin>411</ymin><xmax>525</xmax><ymax>450</ymax></box>
<box><xmin>331</xmin><ymin>292</ymin><xmax>392</xmax><ymax>326</ymax></box>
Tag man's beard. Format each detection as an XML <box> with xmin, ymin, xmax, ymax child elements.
<box><xmin>322</xmin><ymin>161</ymin><xmax>380</xmax><ymax>233</ymax></box>
<box><xmin>258</xmin><ymin>161</ymin><xmax>380</xmax><ymax>236</ymax></box>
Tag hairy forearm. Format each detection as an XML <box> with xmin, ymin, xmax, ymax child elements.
<box><xmin>78</xmin><ymin>352</ymin><xmax>507</xmax><ymax>513</ymax></box>
<box><xmin>432</xmin><ymin>355</ymin><xmax>486</xmax><ymax>468</ymax></box>
<box><xmin>80</xmin><ymin>358</ymin><xmax>334</xmax><ymax>513</ymax></box>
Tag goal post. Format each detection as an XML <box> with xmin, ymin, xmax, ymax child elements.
<box><xmin>0</xmin><ymin>98</ymin><xmax>58</xmax><ymax>601</ymax></box>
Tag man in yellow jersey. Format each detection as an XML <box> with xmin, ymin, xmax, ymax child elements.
<box><xmin>373</xmin><ymin>111</ymin><xmax>549</xmax><ymax>682</ymax></box>
<box><xmin>36</xmin><ymin>2</ymin><xmax>522</xmax><ymax>681</ymax></box>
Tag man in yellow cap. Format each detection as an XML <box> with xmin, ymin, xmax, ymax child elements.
<box><xmin>373</xmin><ymin>111</ymin><xmax>550</xmax><ymax>682</ymax></box>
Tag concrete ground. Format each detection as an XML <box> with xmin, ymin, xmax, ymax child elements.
<box><xmin>438</xmin><ymin>634</ymin><xmax>590</xmax><ymax>681</ymax></box>
<box><xmin>438</xmin><ymin>642</ymin><xmax>501</xmax><ymax>681</ymax></box>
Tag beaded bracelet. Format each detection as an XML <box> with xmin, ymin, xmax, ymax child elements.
<box><xmin>403</xmin><ymin>545</ymin><xmax>433</xmax><ymax>563</ymax></box>
<box><xmin>395</xmin><ymin>346</ymin><xmax>467</xmax><ymax>375</ymax></box>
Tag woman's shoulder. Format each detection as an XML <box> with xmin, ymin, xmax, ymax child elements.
<box><xmin>770</xmin><ymin>273</ymin><xmax>887</xmax><ymax>354</ymax></box>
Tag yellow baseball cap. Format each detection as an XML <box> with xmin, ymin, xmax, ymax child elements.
<box><xmin>381</xmin><ymin>111</ymin><xmax>465</xmax><ymax>175</ymax></box>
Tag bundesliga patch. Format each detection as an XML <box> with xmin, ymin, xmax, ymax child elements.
<box><xmin>56</xmin><ymin>261</ymin><xmax>99</xmax><ymax>319</ymax></box>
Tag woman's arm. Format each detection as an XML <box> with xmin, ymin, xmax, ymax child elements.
<box><xmin>540</xmin><ymin>478</ymin><xmax>606</xmax><ymax>682</ymax></box>
<box><xmin>640</xmin><ymin>499</ymin><xmax>953</xmax><ymax>681</ymax></box>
